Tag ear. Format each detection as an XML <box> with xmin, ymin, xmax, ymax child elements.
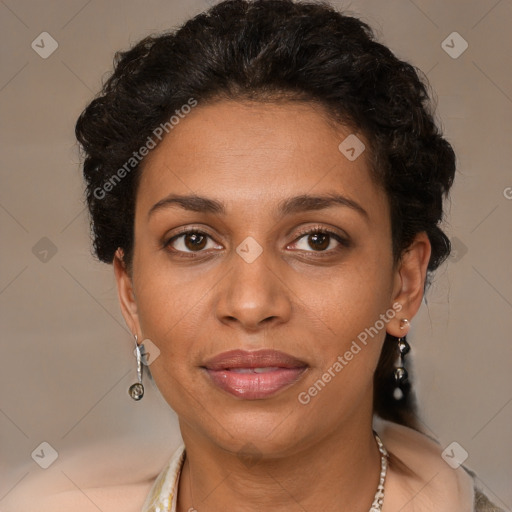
<box><xmin>387</xmin><ymin>232</ymin><xmax>431</xmax><ymax>337</ymax></box>
<box><xmin>113</xmin><ymin>248</ymin><xmax>141</xmax><ymax>337</ymax></box>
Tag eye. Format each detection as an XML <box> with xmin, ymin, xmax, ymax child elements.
<box><xmin>163</xmin><ymin>226</ymin><xmax>349</xmax><ymax>257</ymax></box>
<box><xmin>289</xmin><ymin>227</ymin><xmax>349</xmax><ymax>253</ymax></box>
<box><xmin>164</xmin><ymin>229</ymin><xmax>222</xmax><ymax>254</ymax></box>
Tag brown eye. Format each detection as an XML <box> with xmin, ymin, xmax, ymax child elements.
<box><xmin>164</xmin><ymin>230</ymin><xmax>222</xmax><ymax>254</ymax></box>
<box><xmin>290</xmin><ymin>228</ymin><xmax>348</xmax><ymax>253</ymax></box>
<box><xmin>307</xmin><ymin>232</ymin><xmax>330</xmax><ymax>251</ymax></box>
<box><xmin>184</xmin><ymin>232</ymin><xmax>207</xmax><ymax>251</ymax></box>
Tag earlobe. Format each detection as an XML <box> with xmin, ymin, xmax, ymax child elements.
<box><xmin>113</xmin><ymin>248</ymin><xmax>141</xmax><ymax>336</ymax></box>
<box><xmin>387</xmin><ymin>232</ymin><xmax>431</xmax><ymax>337</ymax></box>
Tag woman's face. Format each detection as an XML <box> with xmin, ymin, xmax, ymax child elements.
<box><xmin>115</xmin><ymin>100</ymin><xmax>426</xmax><ymax>456</ymax></box>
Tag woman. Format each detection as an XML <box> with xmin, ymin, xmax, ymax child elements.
<box><xmin>75</xmin><ymin>0</ymin><xmax>503</xmax><ymax>510</ymax></box>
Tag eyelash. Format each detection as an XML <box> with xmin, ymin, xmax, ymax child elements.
<box><xmin>292</xmin><ymin>226</ymin><xmax>350</xmax><ymax>254</ymax></box>
<box><xmin>163</xmin><ymin>225</ymin><xmax>350</xmax><ymax>258</ymax></box>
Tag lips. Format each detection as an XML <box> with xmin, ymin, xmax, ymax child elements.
<box><xmin>203</xmin><ymin>349</ymin><xmax>308</xmax><ymax>399</ymax></box>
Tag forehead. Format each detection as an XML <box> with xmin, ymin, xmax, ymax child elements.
<box><xmin>136</xmin><ymin>100</ymin><xmax>387</xmax><ymax>219</ymax></box>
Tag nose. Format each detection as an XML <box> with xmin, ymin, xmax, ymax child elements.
<box><xmin>214</xmin><ymin>246</ymin><xmax>292</xmax><ymax>332</ymax></box>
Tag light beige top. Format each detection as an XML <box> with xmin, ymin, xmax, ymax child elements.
<box><xmin>141</xmin><ymin>419</ymin><xmax>503</xmax><ymax>512</ymax></box>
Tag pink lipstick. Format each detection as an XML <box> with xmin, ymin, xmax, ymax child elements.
<box><xmin>203</xmin><ymin>349</ymin><xmax>308</xmax><ymax>399</ymax></box>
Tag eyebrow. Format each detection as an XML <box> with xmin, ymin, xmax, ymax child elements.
<box><xmin>147</xmin><ymin>192</ymin><xmax>369</xmax><ymax>220</ymax></box>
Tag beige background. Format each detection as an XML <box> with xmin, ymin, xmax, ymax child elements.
<box><xmin>1</xmin><ymin>0</ymin><xmax>511</xmax><ymax>509</ymax></box>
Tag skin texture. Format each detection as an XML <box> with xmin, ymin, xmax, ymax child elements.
<box><xmin>114</xmin><ymin>100</ymin><xmax>431</xmax><ymax>511</ymax></box>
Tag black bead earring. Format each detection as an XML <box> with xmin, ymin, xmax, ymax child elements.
<box><xmin>393</xmin><ymin>319</ymin><xmax>410</xmax><ymax>400</ymax></box>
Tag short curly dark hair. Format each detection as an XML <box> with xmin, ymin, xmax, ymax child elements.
<box><xmin>75</xmin><ymin>0</ymin><xmax>455</xmax><ymax>430</ymax></box>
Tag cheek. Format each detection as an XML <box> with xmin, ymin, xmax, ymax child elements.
<box><xmin>294</xmin><ymin>256</ymin><xmax>395</xmax><ymax>403</ymax></box>
<box><xmin>301</xmin><ymin>254</ymin><xmax>394</xmax><ymax>335</ymax></box>
<box><xmin>131</xmin><ymin>231</ymin><xmax>214</xmax><ymax>333</ymax></box>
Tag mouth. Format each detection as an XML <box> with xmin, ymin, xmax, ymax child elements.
<box><xmin>202</xmin><ymin>349</ymin><xmax>308</xmax><ymax>400</ymax></box>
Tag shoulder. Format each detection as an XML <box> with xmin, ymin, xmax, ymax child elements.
<box><xmin>1</xmin><ymin>439</ymin><xmax>182</xmax><ymax>512</ymax></box>
<box><xmin>374</xmin><ymin>418</ymin><xmax>475</xmax><ymax>512</ymax></box>
<box><xmin>1</xmin><ymin>480</ymin><xmax>156</xmax><ymax>512</ymax></box>
<box><xmin>1</xmin><ymin>443</ymin><xmax>184</xmax><ymax>512</ymax></box>
<box><xmin>374</xmin><ymin>418</ymin><xmax>507</xmax><ymax>512</ymax></box>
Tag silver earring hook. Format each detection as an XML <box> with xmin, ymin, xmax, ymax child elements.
<box><xmin>129</xmin><ymin>334</ymin><xmax>145</xmax><ymax>400</ymax></box>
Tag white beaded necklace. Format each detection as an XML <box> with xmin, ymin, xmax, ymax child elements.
<box><xmin>369</xmin><ymin>431</ymin><xmax>389</xmax><ymax>512</ymax></box>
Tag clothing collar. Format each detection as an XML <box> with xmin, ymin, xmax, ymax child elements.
<box><xmin>141</xmin><ymin>443</ymin><xmax>185</xmax><ymax>512</ymax></box>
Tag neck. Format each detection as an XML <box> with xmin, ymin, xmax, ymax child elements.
<box><xmin>176</xmin><ymin>415</ymin><xmax>382</xmax><ymax>512</ymax></box>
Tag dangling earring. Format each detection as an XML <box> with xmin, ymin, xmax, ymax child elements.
<box><xmin>393</xmin><ymin>319</ymin><xmax>410</xmax><ymax>400</ymax></box>
<box><xmin>129</xmin><ymin>334</ymin><xmax>145</xmax><ymax>401</ymax></box>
